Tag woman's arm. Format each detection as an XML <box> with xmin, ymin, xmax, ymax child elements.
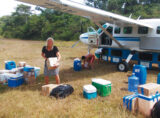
<box><xmin>41</xmin><ymin>52</ymin><xmax>47</xmax><ymax>60</ymax></box>
<box><xmin>56</xmin><ymin>52</ymin><xmax>61</xmax><ymax>62</ymax></box>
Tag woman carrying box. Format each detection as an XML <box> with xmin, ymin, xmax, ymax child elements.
<box><xmin>41</xmin><ymin>37</ymin><xmax>61</xmax><ymax>84</ymax></box>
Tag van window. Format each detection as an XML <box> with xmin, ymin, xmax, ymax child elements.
<box><xmin>157</xmin><ymin>26</ymin><xmax>160</xmax><ymax>34</ymax></box>
<box><xmin>114</xmin><ymin>27</ymin><xmax>121</xmax><ymax>34</ymax></box>
<box><xmin>123</xmin><ymin>27</ymin><xmax>132</xmax><ymax>34</ymax></box>
<box><xmin>138</xmin><ymin>27</ymin><xmax>148</xmax><ymax>34</ymax></box>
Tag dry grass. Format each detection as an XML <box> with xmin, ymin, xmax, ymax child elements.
<box><xmin>0</xmin><ymin>38</ymin><xmax>159</xmax><ymax>118</ymax></box>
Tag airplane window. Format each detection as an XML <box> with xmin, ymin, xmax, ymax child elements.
<box><xmin>114</xmin><ymin>27</ymin><xmax>121</xmax><ymax>34</ymax></box>
<box><xmin>157</xmin><ymin>26</ymin><xmax>160</xmax><ymax>34</ymax></box>
<box><xmin>107</xmin><ymin>26</ymin><xmax>113</xmax><ymax>34</ymax></box>
<box><xmin>123</xmin><ymin>27</ymin><xmax>132</xmax><ymax>34</ymax></box>
<box><xmin>138</xmin><ymin>27</ymin><xmax>148</xmax><ymax>34</ymax></box>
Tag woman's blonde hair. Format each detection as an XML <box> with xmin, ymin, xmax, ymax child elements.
<box><xmin>46</xmin><ymin>37</ymin><xmax>54</xmax><ymax>47</ymax></box>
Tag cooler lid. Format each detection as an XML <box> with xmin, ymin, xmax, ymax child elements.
<box><xmin>83</xmin><ymin>85</ymin><xmax>97</xmax><ymax>93</ymax></box>
<box><xmin>74</xmin><ymin>58</ymin><xmax>80</xmax><ymax>61</ymax></box>
<box><xmin>92</xmin><ymin>78</ymin><xmax>111</xmax><ymax>85</ymax></box>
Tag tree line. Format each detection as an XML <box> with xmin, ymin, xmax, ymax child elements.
<box><xmin>0</xmin><ymin>0</ymin><xmax>160</xmax><ymax>41</ymax></box>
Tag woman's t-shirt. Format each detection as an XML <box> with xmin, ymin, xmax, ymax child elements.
<box><xmin>42</xmin><ymin>46</ymin><xmax>59</xmax><ymax>58</ymax></box>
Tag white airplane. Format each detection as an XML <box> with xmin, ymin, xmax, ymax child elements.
<box><xmin>17</xmin><ymin>0</ymin><xmax>160</xmax><ymax>72</ymax></box>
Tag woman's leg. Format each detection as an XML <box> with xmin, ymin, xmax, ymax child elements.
<box><xmin>44</xmin><ymin>76</ymin><xmax>49</xmax><ymax>84</ymax></box>
<box><xmin>55</xmin><ymin>74</ymin><xmax>60</xmax><ymax>84</ymax></box>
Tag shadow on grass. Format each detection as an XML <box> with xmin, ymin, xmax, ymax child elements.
<box><xmin>0</xmin><ymin>60</ymin><xmax>160</xmax><ymax>94</ymax></box>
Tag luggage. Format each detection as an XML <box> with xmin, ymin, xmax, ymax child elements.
<box><xmin>50</xmin><ymin>84</ymin><xmax>74</xmax><ymax>99</ymax></box>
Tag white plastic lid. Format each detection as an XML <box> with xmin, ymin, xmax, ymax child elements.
<box><xmin>83</xmin><ymin>85</ymin><xmax>97</xmax><ymax>93</ymax></box>
<box><xmin>92</xmin><ymin>78</ymin><xmax>111</xmax><ymax>85</ymax></box>
<box><xmin>74</xmin><ymin>58</ymin><xmax>80</xmax><ymax>61</ymax></box>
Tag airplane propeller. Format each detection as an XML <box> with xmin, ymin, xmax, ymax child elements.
<box><xmin>71</xmin><ymin>40</ymin><xmax>81</xmax><ymax>48</ymax></box>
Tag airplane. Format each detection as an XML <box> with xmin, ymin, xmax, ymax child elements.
<box><xmin>17</xmin><ymin>0</ymin><xmax>160</xmax><ymax>72</ymax></box>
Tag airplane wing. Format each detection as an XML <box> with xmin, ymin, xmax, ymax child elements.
<box><xmin>17</xmin><ymin>0</ymin><xmax>153</xmax><ymax>28</ymax></box>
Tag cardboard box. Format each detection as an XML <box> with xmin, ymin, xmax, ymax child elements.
<box><xmin>123</xmin><ymin>94</ymin><xmax>138</xmax><ymax>113</ymax></box>
<box><xmin>138</xmin><ymin>83</ymin><xmax>160</xmax><ymax>96</ymax></box>
<box><xmin>138</xmin><ymin>93</ymin><xmax>160</xmax><ymax>116</ymax></box>
<box><xmin>24</xmin><ymin>71</ymin><xmax>36</xmax><ymax>85</ymax></box>
<box><xmin>47</xmin><ymin>57</ymin><xmax>59</xmax><ymax>70</ymax></box>
<box><xmin>41</xmin><ymin>84</ymin><xmax>60</xmax><ymax>96</ymax></box>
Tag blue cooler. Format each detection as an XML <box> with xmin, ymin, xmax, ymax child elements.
<box><xmin>128</xmin><ymin>73</ymin><xmax>139</xmax><ymax>92</ymax></box>
<box><xmin>133</xmin><ymin>65</ymin><xmax>147</xmax><ymax>85</ymax></box>
<box><xmin>5</xmin><ymin>61</ymin><xmax>16</xmax><ymax>70</ymax></box>
<box><xmin>24</xmin><ymin>66</ymin><xmax>34</xmax><ymax>72</ymax></box>
<box><xmin>8</xmin><ymin>74</ymin><xmax>24</xmax><ymax>87</ymax></box>
<box><xmin>73</xmin><ymin>58</ymin><xmax>82</xmax><ymax>71</ymax></box>
<box><xmin>83</xmin><ymin>85</ymin><xmax>97</xmax><ymax>100</ymax></box>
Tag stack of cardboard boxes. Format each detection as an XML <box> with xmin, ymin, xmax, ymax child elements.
<box><xmin>123</xmin><ymin>83</ymin><xmax>160</xmax><ymax>117</ymax></box>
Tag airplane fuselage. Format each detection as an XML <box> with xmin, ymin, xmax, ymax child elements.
<box><xmin>80</xmin><ymin>19</ymin><xmax>160</xmax><ymax>52</ymax></box>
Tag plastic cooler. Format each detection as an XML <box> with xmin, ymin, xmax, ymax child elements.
<box><xmin>83</xmin><ymin>85</ymin><xmax>97</xmax><ymax>99</ymax></box>
<box><xmin>8</xmin><ymin>73</ymin><xmax>24</xmax><ymax>87</ymax></box>
<box><xmin>138</xmin><ymin>93</ymin><xmax>160</xmax><ymax>116</ymax></box>
<box><xmin>23</xmin><ymin>66</ymin><xmax>34</xmax><ymax>72</ymax></box>
<box><xmin>73</xmin><ymin>58</ymin><xmax>81</xmax><ymax>71</ymax></box>
<box><xmin>133</xmin><ymin>64</ymin><xmax>147</xmax><ymax>85</ymax></box>
<box><xmin>5</xmin><ymin>61</ymin><xmax>16</xmax><ymax>70</ymax></box>
<box><xmin>92</xmin><ymin>78</ymin><xmax>111</xmax><ymax>97</ymax></box>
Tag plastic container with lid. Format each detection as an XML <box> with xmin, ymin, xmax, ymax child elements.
<box><xmin>92</xmin><ymin>78</ymin><xmax>111</xmax><ymax>97</ymax></box>
<box><xmin>73</xmin><ymin>58</ymin><xmax>82</xmax><ymax>71</ymax></box>
<box><xmin>83</xmin><ymin>84</ymin><xmax>97</xmax><ymax>99</ymax></box>
<box><xmin>128</xmin><ymin>73</ymin><xmax>139</xmax><ymax>92</ymax></box>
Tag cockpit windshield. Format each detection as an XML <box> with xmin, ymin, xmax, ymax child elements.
<box><xmin>97</xmin><ymin>24</ymin><xmax>107</xmax><ymax>34</ymax></box>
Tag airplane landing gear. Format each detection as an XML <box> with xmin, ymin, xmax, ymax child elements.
<box><xmin>117</xmin><ymin>52</ymin><xmax>135</xmax><ymax>72</ymax></box>
<box><xmin>117</xmin><ymin>61</ymin><xmax>129</xmax><ymax>72</ymax></box>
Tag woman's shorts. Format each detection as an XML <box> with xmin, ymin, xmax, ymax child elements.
<box><xmin>44</xmin><ymin>62</ymin><xmax>59</xmax><ymax>76</ymax></box>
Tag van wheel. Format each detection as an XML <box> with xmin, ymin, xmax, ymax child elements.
<box><xmin>117</xmin><ymin>61</ymin><xmax>129</xmax><ymax>72</ymax></box>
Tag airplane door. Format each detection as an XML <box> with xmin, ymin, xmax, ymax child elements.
<box><xmin>100</xmin><ymin>26</ymin><xmax>113</xmax><ymax>45</ymax></box>
<box><xmin>87</xmin><ymin>27</ymin><xmax>98</xmax><ymax>45</ymax></box>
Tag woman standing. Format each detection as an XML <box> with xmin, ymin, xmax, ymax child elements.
<box><xmin>41</xmin><ymin>37</ymin><xmax>61</xmax><ymax>84</ymax></box>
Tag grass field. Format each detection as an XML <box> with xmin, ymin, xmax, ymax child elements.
<box><xmin>0</xmin><ymin>39</ymin><xmax>159</xmax><ymax>118</ymax></box>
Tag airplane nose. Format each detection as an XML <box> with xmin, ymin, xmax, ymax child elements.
<box><xmin>79</xmin><ymin>33</ymin><xmax>88</xmax><ymax>44</ymax></box>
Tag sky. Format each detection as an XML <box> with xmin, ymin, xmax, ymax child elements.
<box><xmin>0</xmin><ymin>0</ymin><xmax>84</xmax><ymax>17</ymax></box>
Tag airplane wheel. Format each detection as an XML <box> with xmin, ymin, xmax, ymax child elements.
<box><xmin>117</xmin><ymin>61</ymin><xmax>129</xmax><ymax>72</ymax></box>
